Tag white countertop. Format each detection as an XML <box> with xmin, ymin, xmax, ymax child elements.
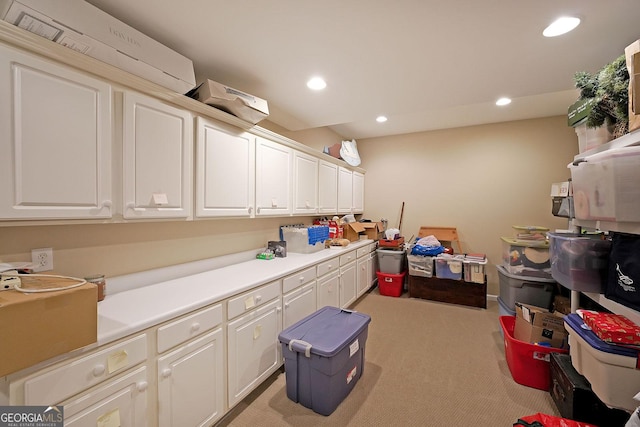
<box><xmin>97</xmin><ymin>240</ymin><xmax>374</xmax><ymax>345</ymax></box>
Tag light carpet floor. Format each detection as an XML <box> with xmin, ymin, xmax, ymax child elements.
<box><xmin>216</xmin><ymin>287</ymin><xmax>560</xmax><ymax>426</ymax></box>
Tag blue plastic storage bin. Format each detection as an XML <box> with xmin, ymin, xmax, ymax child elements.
<box><xmin>278</xmin><ymin>306</ymin><xmax>371</xmax><ymax>415</ymax></box>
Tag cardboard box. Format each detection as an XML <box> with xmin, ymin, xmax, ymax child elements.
<box><xmin>0</xmin><ymin>283</ymin><xmax>97</xmax><ymax>376</ymax></box>
<box><xmin>360</xmin><ymin>222</ymin><xmax>384</xmax><ymax>240</ymax></box>
<box><xmin>625</xmin><ymin>41</ymin><xmax>640</xmax><ymax>132</ymax></box>
<box><xmin>342</xmin><ymin>222</ymin><xmax>365</xmax><ymax>242</ymax></box>
<box><xmin>0</xmin><ymin>0</ymin><xmax>196</xmax><ymax>93</ymax></box>
<box><xmin>514</xmin><ymin>303</ymin><xmax>568</xmax><ymax>349</ymax></box>
<box><xmin>189</xmin><ymin>79</ymin><xmax>269</xmax><ymax>124</ymax></box>
<box><xmin>567</xmin><ymin>98</ymin><xmax>595</xmax><ymax>127</ymax></box>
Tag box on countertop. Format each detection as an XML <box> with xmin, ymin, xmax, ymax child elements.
<box><xmin>0</xmin><ymin>282</ymin><xmax>97</xmax><ymax>377</ymax></box>
<box><xmin>342</xmin><ymin>222</ymin><xmax>365</xmax><ymax>242</ymax></box>
<box><xmin>0</xmin><ymin>0</ymin><xmax>196</xmax><ymax>93</ymax></box>
<box><xmin>188</xmin><ymin>79</ymin><xmax>269</xmax><ymax>124</ymax></box>
<box><xmin>360</xmin><ymin>222</ymin><xmax>384</xmax><ymax>240</ymax></box>
<box><xmin>514</xmin><ymin>302</ymin><xmax>567</xmax><ymax>349</ymax></box>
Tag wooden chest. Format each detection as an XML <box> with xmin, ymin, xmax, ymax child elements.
<box><xmin>407</xmin><ymin>275</ymin><xmax>486</xmax><ymax>309</ymax></box>
<box><xmin>549</xmin><ymin>353</ymin><xmax>630</xmax><ymax>427</ymax></box>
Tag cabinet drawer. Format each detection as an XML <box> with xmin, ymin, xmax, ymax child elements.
<box><xmin>282</xmin><ymin>266</ymin><xmax>316</xmax><ymax>294</ymax></box>
<box><xmin>227</xmin><ymin>280</ymin><xmax>281</xmax><ymax>320</ymax></box>
<box><xmin>357</xmin><ymin>246</ymin><xmax>370</xmax><ymax>258</ymax></box>
<box><xmin>340</xmin><ymin>250</ymin><xmax>356</xmax><ymax>266</ymax></box>
<box><xmin>317</xmin><ymin>257</ymin><xmax>339</xmax><ymax>277</ymax></box>
<box><xmin>157</xmin><ymin>303</ymin><xmax>223</xmax><ymax>353</ymax></box>
<box><xmin>23</xmin><ymin>334</ymin><xmax>147</xmax><ymax>405</ymax></box>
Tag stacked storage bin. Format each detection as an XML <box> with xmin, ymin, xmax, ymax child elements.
<box><xmin>376</xmin><ymin>247</ymin><xmax>406</xmax><ymax>297</ymax></box>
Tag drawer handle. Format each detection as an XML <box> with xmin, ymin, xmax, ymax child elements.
<box><xmin>255</xmin><ymin>295</ymin><xmax>262</xmax><ymax>303</ymax></box>
<box><xmin>299</xmin><ymin>276</ymin><xmax>305</xmax><ymax>282</ymax></box>
<box><xmin>284</xmin><ymin>302</ymin><xmax>290</xmax><ymax>308</ymax></box>
<box><xmin>161</xmin><ymin>368</ymin><xmax>172</xmax><ymax>378</ymax></box>
<box><xmin>93</xmin><ymin>364</ymin><xmax>106</xmax><ymax>377</ymax></box>
<box><xmin>191</xmin><ymin>322</ymin><xmax>201</xmax><ymax>333</ymax></box>
<box><xmin>137</xmin><ymin>381</ymin><xmax>148</xmax><ymax>392</ymax></box>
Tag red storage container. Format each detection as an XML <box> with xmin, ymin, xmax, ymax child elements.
<box><xmin>376</xmin><ymin>271</ymin><xmax>406</xmax><ymax>297</ymax></box>
<box><xmin>499</xmin><ymin>316</ymin><xmax>568</xmax><ymax>391</ymax></box>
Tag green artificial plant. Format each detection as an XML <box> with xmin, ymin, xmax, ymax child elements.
<box><xmin>574</xmin><ymin>54</ymin><xmax>630</xmax><ymax>138</ymax></box>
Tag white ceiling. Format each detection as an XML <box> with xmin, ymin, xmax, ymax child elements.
<box><xmin>87</xmin><ymin>0</ymin><xmax>640</xmax><ymax>139</ymax></box>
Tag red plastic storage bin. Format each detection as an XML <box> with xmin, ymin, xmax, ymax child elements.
<box><xmin>499</xmin><ymin>316</ymin><xmax>568</xmax><ymax>391</ymax></box>
<box><xmin>376</xmin><ymin>271</ymin><xmax>406</xmax><ymax>297</ymax></box>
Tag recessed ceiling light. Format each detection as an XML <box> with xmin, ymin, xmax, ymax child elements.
<box><xmin>307</xmin><ymin>77</ymin><xmax>327</xmax><ymax>90</ymax></box>
<box><xmin>543</xmin><ymin>16</ymin><xmax>581</xmax><ymax>37</ymax></box>
<box><xmin>376</xmin><ymin>116</ymin><xmax>387</xmax><ymax>123</ymax></box>
<box><xmin>496</xmin><ymin>97</ymin><xmax>512</xmax><ymax>106</ymax></box>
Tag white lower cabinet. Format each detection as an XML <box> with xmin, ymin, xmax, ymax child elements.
<box><xmin>339</xmin><ymin>251</ymin><xmax>358</xmax><ymax>308</ymax></box>
<box><xmin>356</xmin><ymin>243</ymin><xmax>376</xmax><ymax>298</ymax></box>
<box><xmin>317</xmin><ymin>270</ymin><xmax>340</xmax><ymax>308</ymax></box>
<box><xmin>62</xmin><ymin>366</ymin><xmax>148</xmax><ymax>427</ymax></box>
<box><xmin>283</xmin><ymin>282</ymin><xmax>316</xmax><ymax>330</ymax></box>
<box><xmin>157</xmin><ymin>329</ymin><xmax>224</xmax><ymax>427</ymax></box>
<box><xmin>227</xmin><ymin>294</ymin><xmax>282</xmax><ymax>408</ymax></box>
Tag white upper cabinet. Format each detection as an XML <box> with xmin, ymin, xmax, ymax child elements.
<box><xmin>352</xmin><ymin>171</ymin><xmax>364</xmax><ymax>214</ymax></box>
<box><xmin>122</xmin><ymin>91</ymin><xmax>193</xmax><ymax>219</ymax></box>
<box><xmin>255</xmin><ymin>137</ymin><xmax>292</xmax><ymax>216</ymax></box>
<box><xmin>0</xmin><ymin>44</ymin><xmax>112</xmax><ymax>220</ymax></box>
<box><xmin>292</xmin><ymin>150</ymin><xmax>318</xmax><ymax>215</ymax></box>
<box><xmin>318</xmin><ymin>160</ymin><xmax>338</xmax><ymax>215</ymax></box>
<box><xmin>337</xmin><ymin>166</ymin><xmax>353</xmax><ymax>214</ymax></box>
<box><xmin>195</xmin><ymin>117</ymin><xmax>255</xmax><ymax>218</ymax></box>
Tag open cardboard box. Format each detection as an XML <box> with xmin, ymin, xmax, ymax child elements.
<box><xmin>189</xmin><ymin>79</ymin><xmax>269</xmax><ymax>124</ymax></box>
<box><xmin>342</xmin><ymin>222</ymin><xmax>384</xmax><ymax>242</ymax></box>
<box><xmin>514</xmin><ymin>302</ymin><xmax>568</xmax><ymax>349</ymax></box>
<box><xmin>0</xmin><ymin>282</ymin><xmax>97</xmax><ymax>376</ymax></box>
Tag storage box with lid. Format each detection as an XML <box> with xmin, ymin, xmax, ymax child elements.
<box><xmin>407</xmin><ymin>254</ymin><xmax>434</xmax><ymax>277</ymax></box>
<box><xmin>376</xmin><ymin>248</ymin><xmax>405</xmax><ymax>274</ymax></box>
<box><xmin>549</xmin><ymin>353</ymin><xmax>630</xmax><ymax>427</ymax></box>
<box><xmin>278</xmin><ymin>306</ymin><xmax>371</xmax><ymax>415</ymax></box>
<box><xmin>500</xmin><ymin>315</ymin><xmax>568</xmax><ymax>391</ymax></box>
<box><xmin>434</xmin><ymin>254</ymin><xmax>464</xmax><ymax>280</ymax></box>
<box><xmin>569</xmin><ymin>145</ymin><xmax>640</xmax><ymax>222</ymax></box>
<box><xmin>564</xmin><ymin>313</ymin><xmax>640</xmax><ymax>412</ymax></box>
<box><xmin>497</xmin><ymin>264</ymin><xmax>556</xmax><ymax>310</ymax></box>
<box><xmin>548</xmin><ymin>232</ymin><xmax>611</xmax><ymax>293</ymax></box>
<box><xmin>376</xmin><ymin>271</ymin><xmax>406</xmax><ymax>297</ymax></box>
<box><xmin>0</xmin><ymin>0</ymin><xmax>196</xmax><ymax>93</ymax></box>
<box><xmin>501</xmin><ymin>237</ymin><xmax>551</xmax><ymax>278</ymax></box>
<box><xmin>281</xmin><ymin>225</ymin><xmax>329</xmax><ymax>254</ymax></box>
<box><xmin>189</xmin><ymin>79</ymin><xmax>269</xmax><ymax>124</ymax></box>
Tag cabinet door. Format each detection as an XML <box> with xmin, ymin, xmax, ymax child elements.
<box><xmin>357</xmin><ymin>255</ymin><xmax>371</xmax><ymax>298</ymax></box>
<box><xmin>340</xmin><ymin>262</ymin><xmax>357</xmax><ymax>308</ymax></box>
<box><xmin>292</xmin><ymin>150</ymin><xmax>318</xmax><ymax>215</ymax></box>
<box><xmin>227</xmin><ymin>298</ymin><xmax>282</xmax><ymax>407</ymax></box>
<box><xmin>337</xmin><ymin>167</ymin><xmax>353</xmax><ymax>214</ymax></box>
<box><xmin>195</xmin><ymin>117</ymin><xmax>255</xmax><ymax>218</ymax></box>
<box><xmin>318</xmin><ymin>160</ymin><xmax>338</xmax><ymax>214</ymax></box>
<box><xmin>157</xmin><ymin>329</ymin><xmax>224</xmax><ymax>427</ymax></box>
<box><xmin>62</xmin><ymin>366</ymin><xmax>148</xmax><ymax>427</ymax></box>
<box><xmin>0</xmin><ymin>44</ymin><xmax>112</xmax><ymax>220</ymax></box>
<box><xmin>370</xmin><ymin>251</ymin><xmax>378</xmax><ymax>287</ymax></box>
<box><xmin>283</xmin><ymin>282</ymin><xmax>316</xmax><ymax>330</ymax></box>
<box><xmin>317</xmin><ymin>270</ymin><xmax>340</xmax><ymax>309</ymax></box>
<box><xmin>255</xmin><ymin>137</ymin><xmax>292</xmax><ymax>216</ymax></box>
<box><xmin>352</xmin><ymin>171</ymin><xmax>365</xmax><ymax>214</ymax></box>
<box><xmin>122</xmin><ymin>91</ymin><xmax>193</xmax><ymax>219</ymax></box>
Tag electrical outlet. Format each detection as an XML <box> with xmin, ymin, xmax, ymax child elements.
<box><xmin>31</xmin><ymin>248</ymin><xmax>53</xmax><ymax>272</ymax></box>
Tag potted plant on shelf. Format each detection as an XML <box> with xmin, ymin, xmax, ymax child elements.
<box><xmin>574</xmin><ymin>54</ymin><xmax>630</xmax><ymax>139</ymax></box>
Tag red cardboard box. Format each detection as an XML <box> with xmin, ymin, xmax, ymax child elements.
<box><xmin>582</xmin><ymin>311</ymin><xmax>640</xmax><ymax>346</ymax></box>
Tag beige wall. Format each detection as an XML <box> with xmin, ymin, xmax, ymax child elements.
<box><xmin>358</xmin><ymin>115</ymin><xmax>578</xmax><ymax>295</ymax></box>
<box><xmin>1</xmin><ymin>115</ymin><xmax>578</xmax><ymax>296</ymax></box>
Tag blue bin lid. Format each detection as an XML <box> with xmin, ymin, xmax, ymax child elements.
<box><xmin>278</xmin><ymin>306</ymin><xmax>371</xmax><ymax>358</ymax></box>
<box><xmin>564</xmin><ymin>313</ymin><xmax>640</xmax><ymax>358</ymax></box>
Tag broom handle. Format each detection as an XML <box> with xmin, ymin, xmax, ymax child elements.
<box><xmin>398</xmin><ymin>202</ymin><xmax>405</xmax><ymax>234</ymax></box>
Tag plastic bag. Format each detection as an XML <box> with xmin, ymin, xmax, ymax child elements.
<box><xmin>514</xmin><ymin>413</ymin><xmax>598</xmax><ymax>427</ymax></box>
<box><xmin>411</xmin><ymin>244</ymin><xmax>445</xmax><ymax>256</ymax></box>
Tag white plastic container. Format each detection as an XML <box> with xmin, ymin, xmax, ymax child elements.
<box><xmin>435</xmin><ymin>254</ymin><xmax>464</xmax><ymax>280</ymax></box>
<box><xmin>407</xmin><ymin>255</ymin><xmax>434</xmax><ymax>277</ymax></box>
<box><xmin>570</xmin><ymin>145</ymin><xmax>640</xmax><ymax>222</ymax></box>
<box><xmin>564</xmin><ymin>314</ymin><xmax>640</xmax><ymax>412</ymax></box>
<box><xmin>463</xmin><ymin>258</ymin><xmax>487</xmax><ymax>284</ymax></box>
